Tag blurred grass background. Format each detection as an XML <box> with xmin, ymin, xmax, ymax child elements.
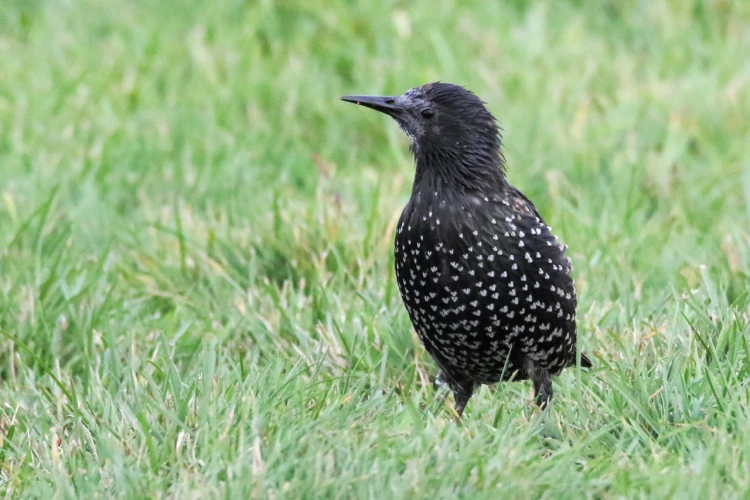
<box><xmin>1</xmin><ymin>0</ymin><xmax>750</xmax><ymax>497</ymax></box>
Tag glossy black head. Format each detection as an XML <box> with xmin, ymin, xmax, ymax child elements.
<box><xmin>342</xmin><ymin>82</ymin><xmax>505</xmax><ymax>189</ymax></box>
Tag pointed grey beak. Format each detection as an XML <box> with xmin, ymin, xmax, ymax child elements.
<box><xmin>340</xmin><ymin>95</ymin><xmax>404</xmax><ymax>117</ymax></box>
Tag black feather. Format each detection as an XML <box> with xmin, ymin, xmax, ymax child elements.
<box><xmin>344</xmin><ymin>82</ymin><xmax>591</xmax><ymax>416</ymax></box>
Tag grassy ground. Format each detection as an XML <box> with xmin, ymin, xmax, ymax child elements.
<box><xmin>1</xmin><ymin>0</ymin><xmax>749</xmax><ymax>497</ymax></box>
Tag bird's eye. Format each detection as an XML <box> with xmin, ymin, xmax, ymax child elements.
<box><xmin>421</xmin><ymin>108</ymin><xmax>435</xmax><ymax>118</ymax></box>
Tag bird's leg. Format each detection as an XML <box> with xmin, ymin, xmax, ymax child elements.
<box><xmin>452</xmin><ymin>383</ymin><xmax>474</xmax><ymax>419</ymax></box>
<box><xmin>434</xmin><ymin>370</ymin><xmax>450</xmax><ymax>391</ymax></box>
<box><xmin>532</xmin><ymin>369</ymin><xmax>553</xmax><ymax>409</ymax></box>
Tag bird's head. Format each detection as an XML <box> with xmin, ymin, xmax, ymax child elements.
<box><xmin>342</xmin><ymin>82</ymin><xmax>505</xmax><ymax>188</ymax></box>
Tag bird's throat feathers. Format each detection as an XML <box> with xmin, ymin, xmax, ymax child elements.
<box><xmin>411</xmin><ymin>134</ymin><xmax>507</xmax><ymax>194</ymax></box>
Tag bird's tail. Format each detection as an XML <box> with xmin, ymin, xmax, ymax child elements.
<box><xmin>579</xmin><ymin>352</ymin><xmax>593</xmax><ymax>368</ymax></box>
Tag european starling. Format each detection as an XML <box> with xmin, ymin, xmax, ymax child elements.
<box><xmin>342</xmin><ymin>82</ymin><xmax>591</xmax><ymax>416</ymax></box>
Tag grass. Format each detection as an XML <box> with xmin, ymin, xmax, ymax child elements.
<box><xmin>1</xmin><ymin>0</ymin><xmax>749</xmax><ymax>497</ymax></box>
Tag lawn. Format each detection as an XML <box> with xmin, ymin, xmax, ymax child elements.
<box><xmin>1</xmin><ymin>0</ymin><xmax>749</xmax><ymax>497</ymax></box>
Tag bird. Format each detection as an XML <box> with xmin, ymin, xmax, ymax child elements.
<box><xmin>341</xmin><ymin>82</ymin><xmax>591</xmax><ymax>417</ymax></box>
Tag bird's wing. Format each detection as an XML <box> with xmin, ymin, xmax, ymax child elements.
<box><xmin>504</xmin><ymin>185</ymin><xmax>548</xmax><ymax>226</ymax></box>
<box><xmin>500</xmin><ymin>186</ymin><xmax>586</xmax><ymax>370</ymax></box>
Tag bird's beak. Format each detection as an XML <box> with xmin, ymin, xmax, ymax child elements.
<box><xmin>340</xmin><ymin>95</ymin><xmax>404</xmax><ymax>117</ymax></box>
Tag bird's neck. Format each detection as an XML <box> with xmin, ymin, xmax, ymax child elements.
<box><xmin>411</xmin><ymin>144</ymin><xmax>507</xmax><ymax>196</ymax></box>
